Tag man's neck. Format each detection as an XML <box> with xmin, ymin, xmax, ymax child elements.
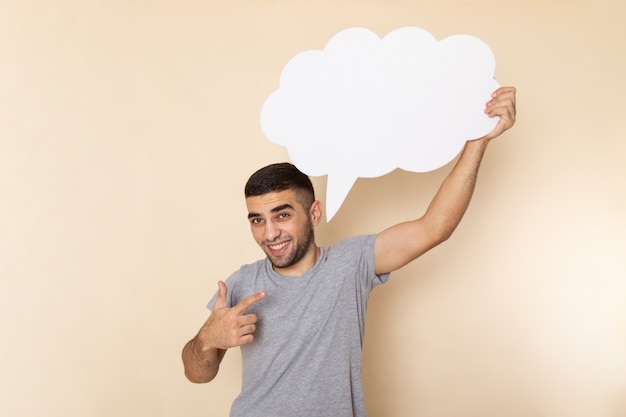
<box><xmin>272</xmin><ymin>245</ymin><xmax>321</xmax><ymax>277</ymax></box>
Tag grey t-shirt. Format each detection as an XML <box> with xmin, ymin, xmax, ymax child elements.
<box><xmin>208</xmin><ymin>234</ymin><xmax>390</xmax><ymax>417</ymax></box>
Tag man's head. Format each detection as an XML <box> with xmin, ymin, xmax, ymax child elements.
<box><xmin>244</xmin><ymin>163</ymin><xmax>321</xmax><ymax>276</ymax></box>
<box><xmin>244</xmin><ymin>162</ymin><xmax>315</xmax><ymax>212</ymax></box>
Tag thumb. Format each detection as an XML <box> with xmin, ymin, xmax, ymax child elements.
<box><xmin>214</xmin><ymin>280</ymin><xmax>228</xmax><ymax>309</ymax></box>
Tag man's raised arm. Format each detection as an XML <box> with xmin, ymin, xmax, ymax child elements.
<box><xmin>374</xmin><ymin>86</ymin><xmax>517</xmax><ymax>275</ymax></box>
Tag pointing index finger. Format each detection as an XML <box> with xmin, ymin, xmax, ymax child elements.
<box><xmin>233</xmin><ymin>290</ymin><xmax>266</xmax><ymax>314</ymax></box>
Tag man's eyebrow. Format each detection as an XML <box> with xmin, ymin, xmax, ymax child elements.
<box><xmin>271</xmin><ymin>203</ymin><xmax>294</xmax><ymax>213</ymax></box>
<box><xmin>247</xmin><ymin>204</ymin><xmax>295</xmax><ymax>219</ymax></box>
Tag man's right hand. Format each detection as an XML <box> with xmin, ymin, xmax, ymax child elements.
<box><xmin>197</xmin><ymin>281</ymin><xmax>266</xmax><ymax>351</ymax></box>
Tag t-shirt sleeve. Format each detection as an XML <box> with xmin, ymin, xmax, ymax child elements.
<box><xmin>333</xmin><ymin>234</ymin><xmax>390</xmax><ymax>291</ymax></box>
<box><xmin>364</xmin><ymin>234</ymin><xmax>390</xmax><ymax>289</ymax></box>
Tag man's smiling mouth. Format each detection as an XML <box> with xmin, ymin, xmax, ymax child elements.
<box><xmin>268</xmin><ymin>241</ymin><xmax>289</xmax><ymax>251</ymax></box>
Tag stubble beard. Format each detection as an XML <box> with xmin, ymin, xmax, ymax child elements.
<box><xmin>267</xmin><ymin>218</ymin><xmax>315</xmax><ymax>269</ymax></box>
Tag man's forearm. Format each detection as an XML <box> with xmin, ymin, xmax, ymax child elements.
<box><xmin>182</xmin><ymin>337</ymin><xmax>225</xmax><ymax>383</ymax></box>
<box><xmin>422</xmin><ymin>138</ymin><xmax>489</xmax><ymax>241</ymax></box>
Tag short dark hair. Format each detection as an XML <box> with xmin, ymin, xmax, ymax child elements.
<box><xmin>245</xmin><ymin>163</ymin><xmax>315</xmax><ymax>209</ymax></box>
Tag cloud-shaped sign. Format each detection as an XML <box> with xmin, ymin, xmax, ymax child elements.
<box><xmin>261</xmin><ymin>26</ymin><xmax>500</xmax><ymax>220</ymax></box>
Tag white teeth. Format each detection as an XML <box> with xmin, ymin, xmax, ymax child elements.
<box><xmin>269</xmin><ymin>241</ymin><xmax>288</xmax><ymax>250</ymax></box>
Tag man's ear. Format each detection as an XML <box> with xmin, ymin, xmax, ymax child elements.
<box><xmin>310</xmin><ymin>200</ymin><xmax>323</xmax><ymax>226</ymax></box>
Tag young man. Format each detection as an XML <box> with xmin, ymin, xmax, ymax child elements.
<box><xmin>183</xmin><ymin>87</ymin><xmax>517</xmax><ymax>416</ymax></box>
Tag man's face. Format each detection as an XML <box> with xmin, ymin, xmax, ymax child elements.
<box><xmin>246</xmin><ymin>189</ymin><xmax>320</xmax><ymax>276</ymax></box>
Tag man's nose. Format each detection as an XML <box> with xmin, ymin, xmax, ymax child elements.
<box><xmin>264</xmin><ymin>220</ymin><xmax>280</xmax><ymax>241</ymax></box>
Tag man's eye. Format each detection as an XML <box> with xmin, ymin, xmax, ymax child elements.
<box><xmin>250</xmin><ymin>218</ymin><xmax>262</xmax><ymax>225</ymax></box>
<box><xmin>277</xmin><ymin>212</ymin><xmax>290</xmax><ymax>219</ymax></box>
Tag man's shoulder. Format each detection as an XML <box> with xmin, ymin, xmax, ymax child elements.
<box><xmin>213</xmin><ymin>258</ymin><xmax>269</xmax><ymax>307</ymax></box>
<box><xmin>231</xmin><ymin>257</ymin><xmax>268</xmax><ymax>279</ymax></box>
<box><xmin>329</xmin><ymin>234</ymin><xmax>376</xmax><ymax>251</ymax></box>
<box><xmin>324</xmin><ymin>234</ymin><xmax>377</xmax><ymax>261</ymax></box>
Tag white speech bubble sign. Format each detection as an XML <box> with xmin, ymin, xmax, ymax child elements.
<box><xmin>261</xmin><ymin>26</ymin><xmax>500</xmax><ymax>220</ymax></box>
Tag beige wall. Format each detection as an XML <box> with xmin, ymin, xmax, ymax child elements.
<box><xmin>1</xmin><ymin>1</ymin><xmax>625</xmax><ymax>416</ymax></box>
